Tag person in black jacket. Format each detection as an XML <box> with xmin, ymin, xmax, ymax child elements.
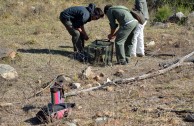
<box><xmin>60</xmin><ymin>3</ymin><xmax>104</xmax><ymax>58</ymax></box>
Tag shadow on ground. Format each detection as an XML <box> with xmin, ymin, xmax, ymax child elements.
<box><xmin>59</xmin><ymin>45</ymin><xmax>73</xmax><ymax>49</ymax></box>
<box><xmin>17</xmin><ymin>48</ymin><xmax>73</xmax><ymax>57</ymax></box>
<box><xmin>25</xmin><ymin>117</ymin><xmax>41</xmax><ymax>125</ymax></box>
<box><xmin>17</xmin><ymin>48</ymin><xmax>91</xmax><ymax>64</ymax></box>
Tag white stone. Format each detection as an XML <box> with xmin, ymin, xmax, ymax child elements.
<box><xmin>70</xmin><ymin>83</ymin><xmax>81</xmax><ymax>89</ymax></box>
<box><xmin>146</xmin><ymin>41</ymin><xmax>156</xmax><ymax>47</ymax></box>
<box><xmin>0</xmin><ymin>64</ymin><xmax>18</xmax><ymax>80</ymax></box>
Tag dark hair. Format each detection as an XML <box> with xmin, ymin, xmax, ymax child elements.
<box><xmin>94</xmin><ymin>7</ymin><xmax>104</xmax><ymax>18</ymax></box>
<box><xmin>104</xmin><ymin>4</ymin><xmax>112</xmax><ymax>14</ymax></box>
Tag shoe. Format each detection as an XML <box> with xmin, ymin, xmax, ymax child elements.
<box><xmin>185</xmin><ymin>114</ymin><xmax>194</xmax><ymax>122</ymax></box>
<box><xmin>115</xmin><ymin>61</ymin><xmax>128</xmax><ymax>65</ymax></box>
<box><xmin>74</xmin><ymin>52</ymin><xmax>87</xmax><ymax>62</ymax></box>
<box><xmin>137</xmin><ymin>54</ymin><xmax>144</xmax><ymax>57</ymax></box>
<box><xmin>126</xmin><ymin>58</ymin><xmax>129</xmax><ymax>63</ymax></box>
<box><xmin>130</xmin><ymin>54</ymin><xmax>137</xmax><ymax>57</ymax></box>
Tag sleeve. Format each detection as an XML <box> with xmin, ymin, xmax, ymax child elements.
<box><xmin>106</xmin><ymin>11</ymin><xmax>118</xmax><ymax>29</ymax></box>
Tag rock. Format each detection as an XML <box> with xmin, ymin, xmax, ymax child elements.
<box><xmin>96</xmin><ymin>111</ymin><xmax>103</xmax><ymax>117</ymax></box>
<box><xmin>77</xmin><ymin>106</ymin><xmax>82</xmax><ymax>110</ymax></box>
<box><xmin>86</xmin><ymin>84</ymin><xmax>92</xmax><ymax>88</ymax></box>
<box><xmin>35</xmin><ymin>79</ymin><xmax>41</xmax><ymax>84</ymax></box>
<box><xmin>95</xmin><ymin>117</ymin><xmax>108</xmax><ymax>126</ymax></box>
<box><xmin>0</xmin><ymin>48</ymin><xmax>16</xmax><ymax>59</ymax></box>
<box><xmin>0</xmin><ymin>64</ymin><xmax>18</xmax><ymax>80</ymax></box>
<box><xmin>70</xmin><ymin>83</ymin><xmax>81</xmax><ymax>89</ymax></box>
<box><xmin>106</xmin><ymin>86</ymin><xmax>114</xmax><ymax>92</ymax></box>
<box><xmin>114</xmin><ymin>69</ymin><xmax>124</xmax><ymax>77</ymax></box>
<box><xmin>106</xmin><ymin>78</ymin><xmax>111</xmax><ymax>82</ymax></box>
<box><xmin>93</xmin><ymin>82</ymin><xmax>101</xmax><ymax>86</ymax></box>
<box><xmin>176</xmin><ymin>12</ymin><xmax>185</xmax><ymax>20</ymax></box>
<box><xmin>81</xmin><ymin>66</ymin><xmax>95</xmax><ymax>79</ymax></box>
<box><xmin>103</xmin><ymin>111</ymin><xmax>114</xmax><ymax>117</ymax></box>
<box><xmin>146</xmin><ymin>41</ymin><xmax>155</xmax><ymax>47</ymax></box>
<box><xmin>65</xmin><ymin>122</ymin><xmax>77</xmax><ymax>126</ymax></box>
<box><xmin>93</xmin><ymin>75</ymin><xmax>101</xmax><ymax>81</ymax></box>
<box><xmin>64</xmin><ymin>76</ymin><xmax>72</xmax><ymax>82</ymax></box>
<box><xmin>168</xmin><ymin>118</ymin><xmax>180</xmax><ymax>125</ymax></box>
<box><xmin>9</xmin><ymin>51</ymin><xmax>16</xmax><ymax>59</ymax></box>
<box><xmin>99</xmin><ymin>73</ymin><xmax>105</xmax><ymax>77</ymax></box>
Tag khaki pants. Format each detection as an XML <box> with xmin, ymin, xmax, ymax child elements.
<box><xmin>115</xmin><ymin>20</ymin><xmax>138</xmax><ymax>63</ymax></box>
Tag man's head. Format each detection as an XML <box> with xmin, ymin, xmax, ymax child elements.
<box><xmin>104</xmin><ymin>4</ymin><xmax>112</xmax><ymax>14</ymax></box>
<box><xmin>91</xmin><ymin>7</ymin><xmax>104</xmax><ymax>20</ymax></box>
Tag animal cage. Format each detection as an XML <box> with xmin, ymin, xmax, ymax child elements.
<box><xmin>86</xmin><ymin>39</ymin><xmax>114</xmax><ymax>66</ymax></box>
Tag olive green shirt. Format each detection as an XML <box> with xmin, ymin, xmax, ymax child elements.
<box><xmin>106</xmin><ymin>6</ymin><xmax>135</xmax><ymax>29</ymax></box>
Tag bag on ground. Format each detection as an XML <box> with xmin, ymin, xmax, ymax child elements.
<box><xmin>36</xmin><ymin>103</ymin><xmax>75</xmax><ymax>123</ymax></box>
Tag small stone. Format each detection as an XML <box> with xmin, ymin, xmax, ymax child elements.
<box><xmin>86</xmin><ymin>84</ymin><xmax>92</xmax><ymax>88</ymax></box>
<box><xmin>96</xmin><ymin>111</ymin><xmax>103</xmax><ymax>117</ymax></box>
<box><xmin>95</xmin><ymin>117</ymin><xmax>108</xmax><ymax>125</ymax></box>
<box><xmin>106</xmin><ymin>86</ymin><xmax>114</xmax><ymax>92</ymax></box>
<box><xmin>70</xmin><ymin>83</ymin><xmax>81</xmax><ymax>89</ymax></box>
<box><xmin>146</xmin><ymin>41</ymin><xmax>155</xmax><ymax>47</ymax></box>
<box><xmin>99</xmin><ymin>73</ymin><xmax>105</xmax><ymax>77</ymax></box>
<box><xmin>0</xmin><ymin>64</ymin><xmax>18</xmax><ymax>80</ymax></box>
<box><xmin>103</xmin><ymin>111</ymin><xmax>114</xmax><ymax>117</ymax></box>
<box><xmin>114</xmin><ymin>69</ymin><xmax>124</xmax><ymax>77</ymax></box>
<box><xmin>93</xmin><ymin>75</ymin><xmax>101</xmax><ymax>81</ymax></box>
<box><xmin>9</xmin><ymin>51</ymin><xmax>16</xmax><ymax>59</ymax></box>
<box><xmin>77</xmin><ymin>106</ymin><xmax>82</xmax><ymax>110</ymax></box>
<box><xmin>35</xmin><ymin>80</ymin><xmax>41</xmax><ymax>84</ymax></box>
<box><xmin>82</xmin><ymin>66</ymin><xmax>95</xmax><ymax>79</ymax></box>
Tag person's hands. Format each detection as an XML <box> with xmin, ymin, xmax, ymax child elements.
<box><xmin>83</xmin><ymin>34</ymin><xmax>89</xmax><ymax>40</ymax></box>
<box><xmin>108</xmin><ymin>34</ymin><xmax>115</xmax><ymax>40</ymax></box>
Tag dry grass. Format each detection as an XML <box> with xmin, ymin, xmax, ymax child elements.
<box><xmin>0</xmin><ymin>0</ymin><xmax>194</xmax><ymax>126</ymax></box>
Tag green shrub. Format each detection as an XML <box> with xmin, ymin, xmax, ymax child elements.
<box><xmin>177</xmin><ymin>5</ymin><xmax>191</xmax><ymax>16</ymax></box>
<box><xmin>154</xmin><ymin>5</ymin><xmax>172</xmax><ymax>22</ymax></box>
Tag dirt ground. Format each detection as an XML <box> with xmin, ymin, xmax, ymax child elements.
<box><xmin>0</xmin><ymin>2</ymin><xmax>194</xmax><ymax>126</ymax></box>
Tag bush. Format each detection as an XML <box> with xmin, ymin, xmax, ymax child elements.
<box><xmin>154</xmin><ymin>5</ymin><xmax>172</xmax><ymax>22</ymax></box>
<box><xmin>177</xmin><ymin>5</ymin><xmax>192</xmax><ymax>16</ymax></box>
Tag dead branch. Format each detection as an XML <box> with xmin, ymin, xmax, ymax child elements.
<box><xmin>157</xmin><ymin>107</ymin><xmax>194</xmax><ymax>114</ymax></box>
<box><xmin>64</xmin><ymin>51</ymin><xmax>194</xmax><ymax>97</ymax></box>
<box><xmin>147</xmin><ymin>53</ymin><xmax>176</xmax><ymax>57</ymax></box>
<box><xmin>28</xmin><ymin>78</ymin><xmax>56</xmax><ymax>99</ymax></box>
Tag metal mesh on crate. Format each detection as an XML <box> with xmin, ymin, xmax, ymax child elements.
<box><xmin>86</xmin><ymin>39</ymin><xmax>114</xmax><ymax>66</ymax></box>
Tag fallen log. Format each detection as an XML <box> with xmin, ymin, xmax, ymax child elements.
<box><xmin>64</xmin><ymin>51</ymin><xmax>194</xmax><ymax>97</ymax></box>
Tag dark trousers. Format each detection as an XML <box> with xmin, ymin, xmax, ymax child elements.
<box><xmin>60</xmin><ymin>16</ymin><xmax>84</xmax><ymax>53</ymax></box>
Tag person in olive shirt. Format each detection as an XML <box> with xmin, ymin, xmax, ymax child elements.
<box><xmin>104</xmin><ymin>5</ymin><xmax>138</xmax><ymax>65</ymax></box>
<box><xmin>59</xmin><ymin>3</ymin><xmax>104</xmax><ymax>59</ymax></box>
<box><xmin>131</xmin><ymin>0</ymin><xmax>149</xmax><ymax>57</ymax></box>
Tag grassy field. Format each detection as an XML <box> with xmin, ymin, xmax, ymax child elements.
<box><xmin>0</xmin><ymin>0</ymin><xmax>194</xmax><ymax>126</ymax></box>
